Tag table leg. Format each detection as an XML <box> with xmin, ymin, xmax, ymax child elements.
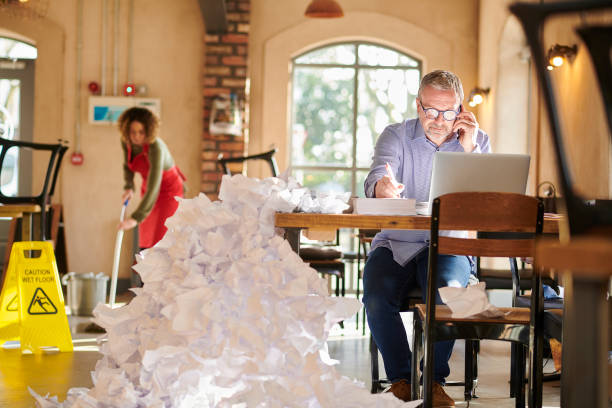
<box><xmin>561</xmin><ymin>275</ymin><xmax>609</xmax><ymax>408</ymax></box>
<box><xmin>284</xmin><ymin>228</ymin><xmax>301</xmax><ymax>254</ymax></box>
<box><xmin>21</xmin><ymin>213</ymin><xmax>32</xmax><ymax>242</ymax></box>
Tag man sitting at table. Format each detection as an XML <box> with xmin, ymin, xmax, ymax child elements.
<box><xmin>362</xmin><ymin>70</ymin><xmax>491</xmax><ymax>406</ymax></box>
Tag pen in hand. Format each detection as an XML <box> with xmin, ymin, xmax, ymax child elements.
<box><xmin>376</xmin><ymin>162</ymin><xmax>404</xmax><ymax>198</ymax></box>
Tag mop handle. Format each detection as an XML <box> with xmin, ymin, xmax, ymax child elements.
<box><xmin>109</xmin><ymin>199</ymin><xmax>130</xmax><ymax>308</ymax></box>
<box><xmin>119</xmin><ymin>198</ymin><xmax>129</xmax><ymax>221</ymax></box>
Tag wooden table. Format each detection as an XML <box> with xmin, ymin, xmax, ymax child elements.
<box><xmin>0</xmin><ymin>204</ymin><xmax>42</xmax><ymax>283</ymax></box>
<box><xmin>536</xmin><ymin>236</ymin><xmax>612</xmax><ymax>408</ymax></box>
<box><xmin>0</xmin><ymin>203</ymin><xmax>42</xmax><ymax>242</ymax></box>
<box><xmin>275</xmin><ymin>212</ymin><xmax>561</xmax><ymax>253</ymax></box>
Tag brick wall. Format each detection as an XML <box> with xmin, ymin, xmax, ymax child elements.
<box><xmin>202</xmin><ymin>0</ymin><xmax>250</xmax><ymax>201</ymax></box>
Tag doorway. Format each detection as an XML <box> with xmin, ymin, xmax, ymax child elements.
<box><xmin>0</xmin><ymin>37</ymin><xmax>36</xmax><ymax>263</ymax></box>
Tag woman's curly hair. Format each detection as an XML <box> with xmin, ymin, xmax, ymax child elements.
<box><xmin>118</xmin><ymin>107</ymin><xmax>159</xmax><ymax>144</ymax></box>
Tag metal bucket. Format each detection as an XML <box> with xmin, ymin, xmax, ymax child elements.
<box><xmin>62</xmin><ymin>272</ymin><xmax>109</xmax><ymax>316</ymax></box>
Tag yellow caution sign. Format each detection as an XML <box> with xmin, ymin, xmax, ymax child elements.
<box><xmin>0</xmin><ymin>241</ymin><xmax>72</xmax><ymax>353</ymax></box>
<box><xmin>0</xmin><ymin>252</ymin><xmax>20</xmax><ymax>342</ymax></box>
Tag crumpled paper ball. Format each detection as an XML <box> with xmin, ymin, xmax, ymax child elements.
<box><xmin>439</xmin><ymin>281</ymin><xmax>506</xmax><ymax>319</ymax></box>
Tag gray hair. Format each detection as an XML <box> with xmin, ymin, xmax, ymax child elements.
<box><xmin>417</xmin><ymin>70</ymin><xmax>464</xmax><ymax>103</ymax></box>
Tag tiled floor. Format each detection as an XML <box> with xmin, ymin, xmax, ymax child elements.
<box><xmin>1</xmin><ymin>301</ymin><xmax>561</xmax><ymax>407</ymax></box>
<box><xmin>328</xmin><ymin>335</ymin><xmax>561</xmax><ymax>407</ymax></box>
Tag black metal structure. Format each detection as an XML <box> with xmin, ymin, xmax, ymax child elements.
<box><xmin>509</xmin><ymin>4</ymin><xmax>612</xmax><ymax>406</ymax></box>
<box><xmin>197</xmin><ymin>0</ymin><xmax>228</xmax><ymax>34</ymax></box>
<box><xmin>217</xmin><ymin>148</ymin><xmax>279</xmax><ymax>178</ymax></box>
<box><xmin>0</xmin><ymin>137</ymin><xmax>68</xmax><ymax>241</ymax></box>
<box><xmin>509</xmin><ymin>1</ymin><xmax>612</xmax><ymax>236</ymax></box>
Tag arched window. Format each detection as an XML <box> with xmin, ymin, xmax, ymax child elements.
<box><xmin>0</xmin><ymin>37</ymin><xmax>37</xmax><ymax>59</ymax></box>
<box><xmin>290</xmin><ymin>42</ymin><xmax>421</xmax><ymax>196</ymax></box>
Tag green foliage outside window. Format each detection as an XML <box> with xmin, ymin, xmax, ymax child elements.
<box><xmin>291</xmin><ymin>42</ymin><xmax>421</xmax><ymax>196</ymax></box>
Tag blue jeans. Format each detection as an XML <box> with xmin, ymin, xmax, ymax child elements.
<box><xmin>363</xmin><ymin>246</ymin><xmax>471</xmax><ymax>384</ymax></box>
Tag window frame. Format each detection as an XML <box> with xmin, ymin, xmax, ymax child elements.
<box><xmin>289</xmin><ymin>41</ymin><xmax>422</xmax><ymax>196</ymax></box>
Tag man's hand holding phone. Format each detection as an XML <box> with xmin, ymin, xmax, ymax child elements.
<box><xmin>374</xmin><ymin>162</ymin><xmax>405</xmax><ymax>198</ymax></box>
<box><xmin>453</xmin><ymin>104</ymin><xmax>479</xmax><ymax>153</ymax></box>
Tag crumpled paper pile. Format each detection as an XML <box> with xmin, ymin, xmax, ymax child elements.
<box><xmin>31</xmin><ymin>175</ymin><xmax>412</xmax><ymax>407</ymax></box>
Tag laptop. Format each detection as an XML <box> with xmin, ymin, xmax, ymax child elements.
<box><xmin>417</xmin><ymin>152</ymin><xmax>531</xmax><ymax>215</ymax></box>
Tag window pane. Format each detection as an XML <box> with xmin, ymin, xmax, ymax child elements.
<box><xmin>294</xmin><ymin>44</ymin><xmax>355</xmax><ymax>65</ymax></box>
<box><xmin>355</xmin><ymin>170</ymin><xmax>369</xmax><ymax>197</ymax></box>
<box><xmin>355</xmin><ymin>68</ymin><xmax>419</xmax><ymax>167</ymax></box>
<box><xmin>358</xmin><ymin>44</ymin><xmax>418</xmax><ymax>67</ymax></box>
<box><xmin>293</xmin><ymin>169</ymin><xmax>351</xmax><ymax>194</ymax></box>
<box><xmin>0</xmin><ymin>146</ymin><xmax>18</xmax><ymax>197</ymax></box>
<box><xmin>0</xmin><ymin>79</ymin><xmax>21</xmax><ymax>196</ymax></box>
<box><xmin>0</xmin><ymin>38</ymin><xmax>37</xmax><ymax>59</ymax></box>
<box><xmin>292</xmin><ymin>67</ymin><xmax>354</xmax><ymax>167</ymax></box>
<box><xmin>0</xmin><ymin>79</ymin><xmax>20</xmax><ymax>139</ymax></box>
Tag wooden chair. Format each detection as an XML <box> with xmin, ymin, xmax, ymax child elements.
<box><xmin>479</xmin><ymin>256</ymin><xmax>563</xmax><ymax>395</ymax></box>
<box><xmin>299</xmin><ymin>243</ymin><xmax>346</xmax><ymax>298</ymax></box>
<box><xmin>368</xmin><ymin>287</ymin><xmax>423</xmax><ymax>395</ymax></box>
<box><xmin>356</xmin><ymin>228</ymin><xmax>378</xmax><ymax>334</ymax></box>
<box><xmin>414</xmin><ymin>192</ymin><xmax>545</xmax><ymax>408</ymax></box>
<box><xmin>0</xmin><ymin>137</ymin><xmax>68</xmax><ymax>241</ymax></box>
<box><xmin>217</xmin><ymin>148</ymin><xmax>279</xmax><ymax>177</ymax></box>
<box><xmin>363</xmin><ymin>226</ymin><xmax>476</xmax><ymax>399</ymax></box>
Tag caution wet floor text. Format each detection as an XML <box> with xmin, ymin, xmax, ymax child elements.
<box><xmin>0</xmin><ymin>241</ymin><xmax>72</xmax><ymax>353</ymax></box>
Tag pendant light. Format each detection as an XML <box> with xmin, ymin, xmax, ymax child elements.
<box><xmin>305</xmin><ymin>0</ymin><xmax>344</xmax><ymax>18</ymax></box>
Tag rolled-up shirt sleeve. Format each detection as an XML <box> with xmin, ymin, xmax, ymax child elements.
<box><xmin>472</xmin><ymin>129</ymin><xmax>491</xmax><ymax>154</ymax></box>
<box><xmin>364</xmin><ymin>126</ymin><xmax>403</xmax><ymax>198</ymax></box>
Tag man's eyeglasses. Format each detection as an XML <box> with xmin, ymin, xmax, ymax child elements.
<box><xmin>419</xmin><ymin>101</ymin><xmax>460</xmax><ymax>121</ymax></box>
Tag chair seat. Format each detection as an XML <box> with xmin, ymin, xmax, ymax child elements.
<box><xmin>308</xmin><ymin>259</ymin><xmax>344</xmax><ymax>277</ymax></box>
<box><xmin>515</xmin><ymin>294</ymin><xmax>563</xmax><ymax>310</ymax></box>
<box><xmin>543</xmin><ymin>309</ymin><xmax>563</xmax><ymax>341</ymax></box>
<box><xmin>399</xmin><ymin>287</ymin><xmax>423</xmax><ymax>310</ymax></box>
<box><xmin>479</xmin><ymin>267</ymin><xmax>532</xmax><ymax>290</ymax></box>
<box><xmin>299</xmin><ymin>246</ymin><xmax>342</xmax><ymax>261</ymax></box>
<box><xmin>416</xmin><ymin>304</ymin><xmax>532</xmax><ymax>325</ymax></box>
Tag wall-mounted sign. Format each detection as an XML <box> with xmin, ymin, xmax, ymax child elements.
<box><xmin>88</xmin><ymin>96</ymin><xmax>161</xmax><ymax>125</ymax></box>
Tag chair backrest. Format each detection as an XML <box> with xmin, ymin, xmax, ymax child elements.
<box><xmin>430</xmin><ymin>192</ymin><xmax>543</xmax><ymax>259</ymax></box>
<box><xmin>0</xmin><ymin>137</ymin><xmax>68</xmax><ymax>240</ymax></box>
<box><xmin>426</xmin><ymin>192</ymin><xmax>544</xmax><ymax>316</ymax></box>
<box><xmin>217</xmin><ymin>148</ymin><xmax>279</xmax><ymax>177</ymax></box>
<box><xmin>421</xmin><ymin>192</ymin><xmax>545</xmax><ymax>405</ymax></box>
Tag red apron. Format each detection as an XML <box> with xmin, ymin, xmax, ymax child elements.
<box><xmin>127</xmin><ymin>144</ymin><xmax>186</xmax><ymax>248</ymax></box>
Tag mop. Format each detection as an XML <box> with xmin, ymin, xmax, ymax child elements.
<box><xmin>109</xmin><ymin>199</ymin><xmax>129</xmax><ymax>307</ymax></box>
<box><xmin>85</xmin><ymin>199</ymin><xmax>128</xmax><ymax>333</ymax></box>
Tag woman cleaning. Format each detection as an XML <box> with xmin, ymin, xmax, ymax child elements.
<box><xmin>117</xmin><ymin>107</ymin><xmax>186</xmax><ymax>250</ymax></box>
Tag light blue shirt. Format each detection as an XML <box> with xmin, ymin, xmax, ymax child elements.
<box><xmin>364</xmin><ymin>118</ymin><xmax>491</xmax><ymax>266</ymax></box>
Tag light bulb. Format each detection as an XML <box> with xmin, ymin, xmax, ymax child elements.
<box><xmin>547</xmin><ymin>65</ymin><xmax>554</xmax><ymax>71</ymax></box>
<box><xmin>468</xmin><ymin>101</ymin><xmax>477</xmax><ymax>108</ymax></box>
<box><xmin>551</xmin><ymin>56</ymin><xmax>564</xmax><ymax>67</ymax></box>
<box><xmin>472</xmin><ymin>94</ymin><xmax>483</xmax><ymax>105</ymax></box>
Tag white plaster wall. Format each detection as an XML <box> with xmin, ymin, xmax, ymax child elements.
<box><xmin>494</xmin><ymin>16</ymin><xmax>530</xmax><ymax>157</ymax></box>
<box><xmin>248</xmin><ymin>0</ymin><xmax>479</xmax><ymax>177</ymax></box>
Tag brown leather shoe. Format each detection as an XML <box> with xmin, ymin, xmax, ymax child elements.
<box><xmin>386</xmin><ymin>379</ymin><xmax>411</xmax><ymax>402</ymax></box>
<box><xmin>432</xmin><ymin>382</ymin><xmax>455</xmax><ymax>407</ymax></box>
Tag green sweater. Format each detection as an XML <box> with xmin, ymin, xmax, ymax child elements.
<box><xmin>122</xmin><ymin>138</ymin><xmax>176</xmax><ymax>222</ymax></box>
